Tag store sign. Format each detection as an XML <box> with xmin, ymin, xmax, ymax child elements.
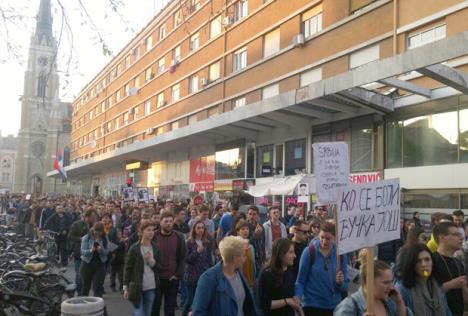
<box><xmin>214</xmin><ymin>180</ymin><xmax>233</xmax><ymax>191</ymax></box>
<box><xmin>125</xmin><ymin>161</ymin><xmax>148</xmax><ymax>171</ymax></box>
<box><xmin>190</xmin><ymin>156</ymin><xmax>215</xmax><ymax>183</ymax></box>
<box><xmin>349</xmin><ymin>171</ymin><xmax>382</xmax><ymax>184</ymax></box>
<box><xmin>232</xmin><ymin>179</ymin><xmax>256</xmax><ymax>191</ymax></box>
<box><xmin>190</xmin><ymin>182</ymin><xmax>214</xmax><ymax>192</ymax></box>
<box><xmin>190</xmin><ymin>156</ymin><xmax>215</xmax><ymax>192</ymax></box>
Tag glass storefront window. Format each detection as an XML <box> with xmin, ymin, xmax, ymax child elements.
<box><xmin>285</xmin><ymin>139</ymin><xmax>306</xmax><ymax>176</ymax></box>
<box><xmin>403</xmin><ymin>111</ymin><xmax>458</xmax><ymax>166</ymax></box>
<box><xmin>351</xmin><ymin>116</ymin><xmax>374</xmax><ymax>171</ymax></box>
<box><xmin>215</xmin><ymin>147</ymin><xmax>245</xmax><ymax>179</ymax></box>
<box><xmin>256</xmin><ymin>145</ymin><xmax>274</xmax><ymax>178</ymax></box>
<box><xmin>275</xmin><ymin>144</ymin><xmax>284</xmax><ymax>175</ymax></box>
<box><xmin>403</xmin><ymin>191</ymin><xmax>459</xmax><ymax>210</ymax></box>
<box><xmin>460</xmin><ymin>108</ymin><xmax>468</xmax><ymax>162</ymax></box>
<box><xmin>246</xmin><ymin>143</ymin><xmax>255</xmax><ymax>178</ymax></box>
<box><xmin>386</xmin><ymin>121</ymin><xmax>403</xmax><ymax>168</ymax></box>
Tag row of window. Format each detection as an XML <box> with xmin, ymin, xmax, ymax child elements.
<box><xmin>74</xmin><ymin>4</ymin><xmax>325</xmax><ymax>131</ymax></box>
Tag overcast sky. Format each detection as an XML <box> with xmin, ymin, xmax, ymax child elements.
<box><xmin>0</xmin><ymin>0</ymin><xmax>169</xmax><ymax>136</ymax></box>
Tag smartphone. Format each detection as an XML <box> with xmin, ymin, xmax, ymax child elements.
<box><xmin>388</xmin><ymin>288</ymin><xmax>397</xmax><ymax>298</ymax></box>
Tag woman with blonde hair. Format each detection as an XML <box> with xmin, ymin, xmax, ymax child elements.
<box><xmin>191</xmin><ymin>236</ymin><xmax>258</xmax><ymax>316</ymax></box>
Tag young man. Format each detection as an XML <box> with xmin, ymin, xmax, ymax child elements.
<box><xmin>453</xmin><ymin>209</ymin><xmax>466</xmax><ymax>239</ymax></box>
<box><xmin>44</xmin><ymin>205</ymin><xmax>73</xmax><ymax>266</ymax></box>
<box><xmin>433</xmin><ymin>222</ymin><xmax>468</xmax><ymax>316</ymax></box>
<box><xmin>173</xmin><ymin>207</ymin><xmax>190</xmax><ymax>234</ymax></box>
<box><xmin>246</xmin><ymin>205</ymin><xmax>265</xmax><ymax>273</ymax></box>
<box><xmin>152</xmin><ymin>211</ymin><xmax>186</xmax><ymax>316</ymax></box>
<box><xmin>291</xmin><ymin>220</ymin><xmax>309</xmax><ymax>278</ymax></box>
<box><xmin>263</xmin><ymin>206</ymin><xmax>287</xmax><ymax>259</ymax></box>
<box><xmin>217</xmin><ymin>203</ymin><xmax>239</xmax><ymax>242</ymax></box>
<box><xmin>188</xmin><ymin>204</ymin><xmax>215</xmax><ymax>235</ymax></box>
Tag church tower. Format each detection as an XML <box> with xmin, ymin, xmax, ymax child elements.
<box><xmin>14</xmin><ymin>0</ymin><xmax>71</xmax><ymax>194</ymax></box>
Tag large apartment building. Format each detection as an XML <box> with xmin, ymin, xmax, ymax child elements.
<box><xmin>56</xmin><ymin>0</ymin><xmax>468</xmax><ymax>215</ymax></box>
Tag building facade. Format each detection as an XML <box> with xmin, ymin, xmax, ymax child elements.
<box><xmin>60</xmin><ymin>0</ymin><xmax>468</xmax><ymax>216</ymax></box>
<box><xmin>15</xmin><ymin>0</ymin><xmax>71</xmax><ymax>194</ymax></box>
<box><xmin>0</xmin><ymin>133</ymin><xmax>17</xmax><ymax>192</ymax></box>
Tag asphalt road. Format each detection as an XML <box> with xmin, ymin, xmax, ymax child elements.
<box><xmin>64</xmin><ymin>266</ymin><xmax>182</xmax><ymax>316</ymax></box>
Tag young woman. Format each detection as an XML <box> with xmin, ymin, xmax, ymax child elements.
<box><xmin>191</xmin><ymin>236</ymin><xmax>258</xmax><ymax>316</ymax></box>
<box><xmin>80</xmin><ymin>222</ymin><xmax>109</xmax><ymax>297</ymax></box>
<box><xmin>334</xmin><ymin>250</ymin><xmax>409</xmax><ymax>316</ymax></box>
<box><xmin>182</xmin><ymin>220</ymin><xmax>213</xmax><ymax>316</ymax></box>
<box><xmin>395</xmin><ymin>244</ymin><xmax>451</xmax><ymax>316</ymax></box>
<box><xmin>123</xmin><ymin>221</ymin><xmax>162</xmax><ymax>316</ymax></box>
<box><xmin>257</xmin><ymin>238</ymin><xmax>304</xmax><ymax>316</ymax></box>
<box><xmin>295</xmin><ymin>222</ymin><xmax>348</xmax><ymax>316</ymax></box>
<box><xmin>235</xmin><ymin>219</ymin><xmax>256</xmax><ymax>289</ymax></box>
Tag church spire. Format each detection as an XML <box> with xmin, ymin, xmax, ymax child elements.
<box><xmin>35</xmin><ymin>0</ymin><xmax>53</xmax><ymax>42</ymax></box>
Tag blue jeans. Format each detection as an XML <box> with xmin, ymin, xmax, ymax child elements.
<box><xmin>133</xmin><ymin>289</ymin><xmax>155</xmax><ymax>316</ymax></box>
<box><xmin>74</xmin><ymin>258</ymin><xmax>82</xmax><ymax>295</ymax></box>
<box><xmin>182</xmin><ymin>284</ymin><xmax>196</xmax><ymax>316</ymax></box>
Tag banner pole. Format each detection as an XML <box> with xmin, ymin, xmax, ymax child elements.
<box><xmin>366</xmin><ymin>247</ymin><xmax>375</xmax><ymax>314</ymax></box>
<box><xmin>333</xmin><ymin>203</ymin><xmax>340</xmax><ymax>268</ymax></box>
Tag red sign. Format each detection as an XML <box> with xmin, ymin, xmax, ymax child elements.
<box><xmin>191</xmin><ymin>182</ymin><xmax>214</xmax><ymax>192</ymax></box>
<box><xmin>349</xmin><ymin>171</ymin><xmax>382</xmax><ymax>184</ymax></box>
<box><xmin>193</xmin><ymin>195</ymin><xmax>204</xmax><ymax>206</ymax></box>
<box><xmin>190</xmin><ymin>156</ymin><xmax>215</xmax><ymax>183</ymax></box>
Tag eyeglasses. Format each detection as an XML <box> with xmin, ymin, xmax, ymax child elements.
<box><xmin>447</xmin><ymin>232</ymin><xmax>463</xmax><ymax>237</ymax></box>
<box><xmin>297</xmin><ymin>229</ymin><xmax>309</xmax><ymax>234</ymax></box>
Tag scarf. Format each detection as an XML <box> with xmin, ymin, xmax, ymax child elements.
<box><xmin>410</xmin><ymin>277</ymin><xmax>446</xmax><ymax>316</ymax></box>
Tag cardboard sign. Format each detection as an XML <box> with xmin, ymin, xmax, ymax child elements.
<box><xmin>313</xmin><ymin>142</ymin><xmax>350</xmax><ymax>203</ymax></box>
<box><xmin>336</xmin><ymin>178</ymin><xmax>401</xmax><ymax>255</ymax></box>
<box><xmin>193</xmin><ymin>195</ymin><xmax>203</xmax><ymax>206</ymax></box>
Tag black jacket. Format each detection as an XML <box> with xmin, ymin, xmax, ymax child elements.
<box><xmin>124</xmin><ymin>241</ymin><xmax>162</xmax><ymax>308</ymax></box>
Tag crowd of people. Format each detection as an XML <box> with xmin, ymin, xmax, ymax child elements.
<box><xmin>1</xmin><ymin>194</ymin><xmax>468</xmax><ymax>316</ymax></box>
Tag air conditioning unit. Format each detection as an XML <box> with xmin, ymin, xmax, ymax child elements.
<box><xmin>171</xmin><ymin>59</ymin><xmax>180</xmax><ymax>67</ymax></box>
<box><xmin>146</xmin><ymin>127</ymin><xmax>156</xmax><ymax>135</ymax></box>
<box><xmin>128</xmin><ymin>108</ymin><xmax>135</xmax><ymax>115</ymax></box>
<box><xmin>161</xmin><ymin>100</ymin><xmax>167</xmax><ymax>106</ymax></box>
<box><xmin>129</xmin><ymin>87</ymin><xmax>138</xmax><ymax>96</ymax></box>
<box><xmin>292</xmin><ymin>34</ymin><xmax>305</xmax><ymax>47</ymax></box>
<box><xmin>223</xmin><ymin>16</ymin><xmax>233</xmax><ymax>27</ymax></box>
<box><xmin>200</xmin><ymin>78</ymin><xmax>209</xmax><ymax>86</ymax></box>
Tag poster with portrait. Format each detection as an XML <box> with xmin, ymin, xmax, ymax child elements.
<box><xmin>297</xmin><ymin>182</ymin><xmax>309</xmax><ymax>203</ymax></box>
<box><xmin>137</xmin><ymin>187</ymin><xmax>149</xmax><ymax>202</ymax></box>
<box><xmin>122</xmin><ymin>187</ymin><xmax>135</xmax><ymax>201</ymax></box>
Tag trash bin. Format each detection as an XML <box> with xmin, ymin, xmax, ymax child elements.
<box><xmin>61</xmin><ymin>297</ymin><xmax>105</xmax><ymax>316</ymax></box>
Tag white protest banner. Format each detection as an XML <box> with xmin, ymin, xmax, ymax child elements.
<box><xmin>337</xmin><ymin>178</ymin><xmax>400</xmax><ymax>255</ymax></box>
<box><xmin>312</xmin><ymin>142</ymin><xmax>349</xmax><ymax>203</ymax></box>
<box><xmin>122</xmin><ymin>187</ymin><xmax>135</xmax><ymax>201</ymax></box>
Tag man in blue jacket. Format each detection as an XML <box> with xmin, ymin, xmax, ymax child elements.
<box><xmin>45</xmin><ymin>205</ymin><xmax>73</xmax><ymax>266</ymax></box>
<box><xmin>295</xmin><ymin>222</ymin><xmax>348</xmax><ymax>316</ymax></box>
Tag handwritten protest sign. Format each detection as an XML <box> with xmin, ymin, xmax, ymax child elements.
<box><xmin>337</xmin><ymin>178</ymin><xmax>400</xmax><ymax>255</ymax></box>
<box><xmin>312</xmin><ymin>142</ymin><xmax>349</xmax><ymax>203</ymax></box>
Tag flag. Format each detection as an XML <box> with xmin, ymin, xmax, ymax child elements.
<box><xmin>54</xmin><ymin>149</ymin><xmax>67</xmax><ymax>180</ymax></box>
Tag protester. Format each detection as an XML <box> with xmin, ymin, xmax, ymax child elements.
<box><xmin>263</xmin><ymin>206</ymin><xmax>287</xmax><ymax>259</ymax></box>
<box><xmin>69</xmin><ymin>208</ymin><xmax>97</xmax><ymax>295</ymax></box>
<box><xmin>235</xmin><ymin>219</ymin><xmax>256</xmax><ymax>289</ymax></box>
<box><xmin>44</xmin><ymin>205</ymin><xmax>73</xmax><ymax>266</ymax></box>
<box><xmin>432</xmin><ymin>222</ymin><xmax>467</xmax><ymax>316</ymax></box>
<box><xmin>334</xmin><ymin>251</ymin><xmax>409</xmax><ymax>316</ymax></box>
<box><xmin>188</xmin><ymin>205</ymin><xmax>215</xmax><ymax>235</ymax></box>
<box><xmin>295</xmin><ymin>222</ymin><xmax>348</xmax><ymax>316</ymax></box>
<box><xmin>452</xmin><ymin>209</ymin><xmax>466</xmax><ymax>239</ymax></box>
<box><xmin>427</xmin><ymin>213</ymin><xmax>453</xmax><ymax>252</ymax></box>
<box><xmin>173</xmin><ymin>208</ymin><xmax>189</xmax><ymax>234</ymax></box>
<box><xmin>257</xmin><ymin>238</ymin><xmax>303</xmax><ymax>316</ymax></box>
<box><xmin>291</xmin><ymin>220</ymin><xmax>309</xmax><ymax>278</ymax></box>
<box><xmin>395</xmin><ymin>244</ymin><xmax>451</xmax><ymax>316</ymax></box>
<box><xmin>182</xmin><ymin>220</ymin><xmax>213</xmax><ymax>316</ymax></box>
<box><xmin>123</xmin><ymin>221</ymin><xmax>161</xmax><ymax>316</ymax></box>
<box><xmin>102</xmin><ymin>213</ymin><xmax>125</xmax><ymax>292</ymax></box>
<box><xmin>152</xmin><ymin>211</ymin><xmax>186</xmax><ymax>316</ymax></box>
<box><xmin>217</xmin><ymin>203</ymin><xmax>240</xmax><ymax>242</ymax></box>
<box><xmin>246</xmin><ymin>205</ymin><xmax>266</xmax><ymax>273</ymax></box>
<box><xmin>191</xmin><ymin>236</ymin><xmax>257</xmax><ymax>316</ymax></box>
<box><xmin>80</xmin><ymin>222</ymin><xmax>109</xmax><ymax>297</ymax></box>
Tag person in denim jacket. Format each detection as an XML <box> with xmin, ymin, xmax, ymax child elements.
<box><xmin>334</xmin><ymin>253</ymin><xmax>411</xmax><ymax>316</ymax></box>
<box><xmin>80</xmin><ymin>222</ymin><xmax>109</xmax><ymax>297</ymax></box>
<box><xmin>191</xmin><ymin>236</ymin><xmax>258</xmax><ymax>316</ymax></box>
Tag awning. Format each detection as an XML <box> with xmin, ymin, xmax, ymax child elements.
<box><xmin>246</xmin><ymin>175</ymin><xmax>305</xmax><ymax>197</ymax></box>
